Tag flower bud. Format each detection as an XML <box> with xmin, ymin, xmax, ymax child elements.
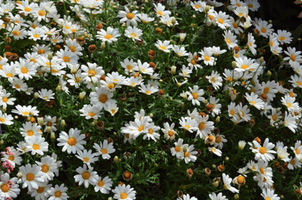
<box><xmin>48</xmin><ymin>53</ymin><xmax>53</xmax><ymax>60</ymax></box>
<box><xmin>56</xmin><ymin>85</ymin><xmax>62</xmax><ymax>92</ymax></box>
<box><xmin>17</xmin><ymin>171</ymin><xmax>23</xmax><ymax>179</ymax></box>
<box><xmin>46</xmin><ymin>126</ymin><xmax>52</xmax><ymax>133</ymax></box>
<box><xmin>78</xmin><ymin>91</ymin><xmax>86</xmax><ymax>100</ymax></box>
<box><xmin>123</xmin><ymin>171</ymin><xmax>133</xmax><ymax>181</ymax></box>
<box><xmin>212</xmin><ymin>179</ymin><xmax>219</xmax><ymax>187</ymax></box>
<box><xmin>267</xmin><ymin>70</ymin><xmax>272</xmax><ymax>76</ymax></box>
<box><xmin>37</xmin><ymin>117</ymin><xmax>44</xmax><ymax>126</ymax></box>
<box><xmin>232</xmin><ymin>61</ymin><xmax>237</xmax><ymax>68</ymax></box>
<box><xmin>0</xmin><ymin>140</ymin><xmax>4</xmax><ymax>145</ymax></box>
<box><xmin>34</xmin><ymin>92</ymin><xmax>39</xmax><ymax>99</ymax></box>
<box><xmin>238</xmin><ymin>140</ymin><xmax>246</xmax><ymax>150</ymax></box>
<box><xmin>61</xmin><ymin>119</ymin><xmax>66</xmax><ymax>127</ymax></box>
<box><xmin>170</xmin><ymin>65</ymin><xmax>177</xmax><ymax>75</ymax></box>
<box><xmin>101</xmin><ymin>42</ymin><xmax>106</xmax><ymax>49</ymax></box>
<box><xmin>215</xmin><ymin>116</ymin><xmax>220</xmax><ymax>123</ymax></box>
<box><xmin>259</xmin><ymin>56</ymin><xmax>264</xmax><ymax>63</ymax></box>
<box><xmin>179</xmin><ymin>33</ymin><xmax>186</xmax><ymax>42</ymax></box>
<box><xmin>114</xmin><ymin>156</ymin><xmax>119</xmax><ymax>163</ymax></box>
<box><xmin>50</xmin><ymin>132</ymin><xmax>56</xmax><ymax>141</ymax></box>
<box><xmin>234</xmin><ymin>194</ymin><xmax>239</xmax><ymax>199</ymax></box>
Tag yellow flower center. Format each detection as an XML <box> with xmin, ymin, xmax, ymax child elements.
<box><xmin>82</xmin><ymin>171</ymin><xmax>90</xmax><ymax>180</ymax></box>
<box><xmin>211</xmin><ymin>77</ymin><xmax>215</xmax><ymax>83</ymax></box>
<box><xmin>83</xmin><ymin>157</ymin><xmax>89</xmax><ymax>162</ymax></box>
<box><xmin>1</xmin><ymin>183</ymin><xmax>9</xmax><ymax>192</ymax></box>
<box><xmin>192</xmin><ymin>92</ymin><xmax>198</xmax><ymax>100</ymax></box>
<box><xmin>145</xmin><ymin>91</ymin><xmax>151</xmax><ymax>95</ymax></box>
<box><xmin>269</xmin><ymin>40</ymin><xmax>274</xmax><ymax>47</ymax></box>
<box><xmin>175</xmin><ymin>146</ymin><xmax>181</xmax><ymax>152</ymax></box>
<box><xmin>259</xmin><ymin>167</ymin><xmax>265</xmax><ymax>174</ymax></box>
<box><xmin>38</xmin><ymin>49</ymin><xmax>45</xmax><ymax>54</ymax></box>
<box><xmin>160</xmin><ymin>46</ymin><xmax>166</xmax><ymax>50</ymax></box>
<box><xmin>296</xmin><ymin>81</ymin><xmax>302</xmax><ymax>86</ymax></box>
<box><xmin>2</xmin><ymin>97</ymin><xmax>8</xmax><ymax>103</ymax></box>
<box><xmin>69</xmin><ymin>46</ymin><xmax>76</xmax><ymax>52</ymax></box>
<box><xmin>148</xmin><ymin>128</ymin><xmax>153</xmax><ymax>134</ymax></box>
<box><xmin>26</xmin><ymin>173</ymin><xmax>35</xmax><ymax>181</ymax></box>
<box><xmin>290</xmin><ymin>54</ymin><xmax>296</xmax><ymax>62</ymax></box>
<box><xmin>130</xmin><ymin>33</ymin><xmax>137</xmax><ymax>38</ymax></box>
<box><xmin>120</xmin><ymin>192</ymin><xmax>128</xmax><ymax>199</ymax></box>
<box><xmin>98</xmin><ymin>180</ymin><xmax>105</xmax><ymax>187</ymax></box>
<box><xmin>36</xmin><ymin>186</ymin><xmax>44</xmax><ymax>193</ymax></box>
<box><xmin>194</xmin><ymin>4</ymin><xmax>200</xmax><ymax>9</ymax></box>
<box><xmin>88</xmin><ymin>69</ymin><xmax>96</xmax><ymax>76</ymax></box>
<box><xmin>279</xmin><ymin>36</ymin><xmax>285</xmax><ymax>41</ymax></box>
<box><xmin>237</xmin><ymin>175</ymin><xmax>244</xmax><ymax>184</ymax></box>
<box><xmin>107</xmin><ymin>83</ymin><xmax>115</xmax><ymax>90</ymax></box>
<box><xmin>286</xmin><ymin>102</ymin><xmax>292</xmax><ymax>108</ymax></box>
<box><xmin>33</xmin><ymin>34</ymin><xmax>40</xmax><ymax>38</ymax></box>
<box><xmin>104</xmin><ymin>34</ymin><xmax>113</xmax><ymax>39</ymax></box>
<box><xmin>6</xmin><ymin>73</ymin><xmax>13</xmax><ymax>77</ymax></box>
<box><xmin>204</xmin><ymin>55</ymin><xmax>210</xmax><ymax>61</ymax></box>
<box><xmin>266</xmin><ymin>197</ymin><xmax>271</xmax><ymax>200</ymax></box>
<box><xmin>41</xmin><ymin>164</ymin><xmax>49</xmax><ymax>173</ymax></box>
<box><xmin>27</xmin><ymin>130</ymin><xmax>34</xmax><ymax>136</ymax></box>
<box><xmin>216</xmin><ymin>136</ymin><xmax>221</xmax><ymax>143</ymax></box>
<box><xmin>38</xmin><ymin>10</ymin><xmax>45</xmax><ymax>16</ymax></box>
<box><xmin>241</xmin><ymin>64</ymin><xmax>249</xmax><ymax>69</ymax></box>
<box><xmin>184</xmin><ymin>125</ymin><xmax>190</xmax><ymax>129</ymax></box>
<box><xmin>272</xmin><ymin>115</ymin><xmax>277</xmax><ymax>121</ymax></box>
<box><xmin>21</xmin><ymin>67</ymin><xmax>28</xmax><ymax>73</ymax></box>
<box><xmin>217</xmin><ymin>18</ymin><xmax>224</xmax><ymax>24</ymax></box>
<box><xmin>184</xmin><ymin>152</ymin><xmax>190</xmax><ymax>157</ymax></box>
<box><xmin>233</xmin><ymin>22</ymin><xmax>238</xmax><ymax>28</ymax></box>
<box><xmin>290</xmin><ymin>159</ymin><xmax>295</xmax><ymax>165</ymax></box>
<box><xmin>54</xmin><ymin>191</ymin><xmax>62</xmax><ymax>197</ymax></box>
<box><xmin>295</xmin><ymin>148</ymin><xmax>300</xmax><ymax>155</ymax></box>
<box><xmin>98</xmin><ymin>94</ymin><xmax>108</xmax><ymax>103</ymax></box>
<box><xmin>12</xmin><ymin>30</ymin><xmax>20</xmax><ymax>36</ymax></box>
<box><xmin>33</xmin><ymin>144</ymin><xmax>40</xmax><ymax>150</ymax></box>
<box><xmin>198</xmin><ymin>122</ymin><xmax>205</xmax><ymax>130</ymax></box>
<box><xmin>88</xmin><ymin>112</ymin><xmax>95</xmax><ymax>117</ymax></box>
<box><xmin>138</xmin><ymin>125</ymin><xmax>144</xmax><ymax>132</ymax></box>
<box><xmin>63</xmin><ymin>56</ymin><xmax>70</xmax><ymax>62</ymax></box>
<box><xmin>260</xmin><ymin>28</ymin><xmax>266</xmax><ymax>33</ymax></box>
<box><xmin>126</xmin><ymin>13</ymin><xmax>134</xmax><ymax>19</ymax></box>
<box><xmin>226</xmin><ymin>38</ymin><xmax>231</xmax><ymax>44</ymax></box>
<box><xmin>101</xmin><ymin>148</ymin><xmax>107</xmax><ymax>154</ymax></box>
<box><xmin>168</xmin><ymin>130</ymin><xmax>174</xmax><ymax>136</ymax></box>
<box><xmin>24</xmin><ymin>7</ymin><xmax>32</xmax><ymax>12</ymax></box>
<box><xmin>67</xmin><ymin>137</ymin><xmax>76</xmax><ymax>146</ymax></box>
<box><xmin>8</xmin><ymin>155</ymin><xmax>14</xmax><ymax>161</ymax></box>
<box><xmin>157</xmin><ymin>11</ymin><xmax>163</xmax><ymax>16</ymax></box>
<box><xmin>259</xmin><ymin>147</ymin><xmax>266</xmax><ymax>154</ymax></box>
<box><xmin>263</xmin><ymin>87</ymin><xmax>269</xmax><ymax>94</ymax></box>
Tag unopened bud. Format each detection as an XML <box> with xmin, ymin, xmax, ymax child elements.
<box><xmin>225</xmin><ymin>157</ymin><xmax>229</xmax><ymax>161</ymax></box>
<box><xmin>215</xmin><ymin>116</ymin><xmax>220</xmax><ymax>123</ymax></box>
<box><xmin>259</xmin><ymin>56</ymin><xmax>264</xmax><ymax>63</ymax></box>
<box><xmin>204</xmin><ymin>5</ymin><xmax>209</xmax><ymax>12</ymax></box>
<box><xmin>2</xmin><ymin>107</ymin><xmax>6</xmax><ymax>113</ymax></box>
<box><xmin>149</xmin><ymin>113</ymin><xmax>153</xmax><ymax>118</ymax></box>
<box><xmin>179</xmin><ymin>33</ymin><xmax>186</xmax><ymax>42</ymax></box>
<box><xmin>170</xmin><ymin>65</ymin><xmax>176</xmax><ymax>75</ymax></box>
<box><xmin>234</xmin><ymin>194</ymin><xmax>239</xmax><ymax>199</ymax></box>
<box><xmin>56</xmin><ymin>85</ymin><xmax>62</xmax><ymax>92</ymax></box>
<box><xmin>267</xmin><ymin>70</ymin><xmax>272</xmax><ymax>76</ymax></box>
<box><xmin>17</xmin><ymin>171</ymin><xmax>23</xmax><ymax>179</ymax></box>
<box><xmin>50</xmin><ymin>132</ymin><xmax>56</xmax><ymax>141</ymax></box>
<box><xmin>172</xmin><ymin>17</ymin><xmax>176</xmax><ymax>25</ymax></box>
<box><xmin>114</xmin><ymin>156</ymin><xmax>119</xmax><ymax>162</ymax></box>
<box><xmin>238</xmin><ymin>140</ymin><xmax>246</xmax><ymax>150</ymax></box>
<box><xmin>34</xmin><ymin>92</ymin><xmax>39</xmax><ymax>99</ymax></box>
<box><xmin>0</xmin><ymin>140</ymin><xmax>4</xmax><ymax>145</ymax></box>
<box><xmin>101</xmin><ymin>42</ymin><xmax>106</xmax><ymax>49</ymax></box>
<box><xmin>47</xmin><ymin>53</ymin><xmax>53</xmax><ymax>60</ymax></box>
<box><xmin>46</xmin><ymin>126</ymin><xmax>52</xmax><ymax>133</ymax></box>
<box><xmin>61</xmin><ymin>119</ymin><xmax>66</xmax><ymax>127</ymax></box>
<box><xmin>78</xmin><ymin>92</ymin><xmax>86</xmax><ymax>100</ymax></box>
<box><xmin>232</xmin><ymin>61</ymin><xmax>237</xmax><ymax>68</ymax></box>
<box><xmin>212</xmin><ymin>180</ymin><xmax>219</xmax><ymax>187</ymax></box>
<box><xmin>37</xmin><ymin>117</ymin><xmax>44</xmax><ymax>126</ymax></box>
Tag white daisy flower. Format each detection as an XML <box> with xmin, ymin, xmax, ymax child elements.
<box><xmin>117</xmin><ymin>6</ymin><xmax>141</xmax><ymax>27</ymax></box>
<box><xmin>94</xmin><ymin>176</ymin><xmax>113</xmax><ymax>194</ymax></box>
<box><xmin>25</xmin><ymin>136</ymin><xmax>49</xmax><ymax>156</ymax></box>
<box><xmin>76</xmin><ymin>149</ymin><xmax>98</xmax><ymax>167</ymax></box>
<box><xmin>252</xmin><ymin>138</ymin><xmax>276</xmax><ymax>162</ymax></box>
<box><xmin>74</xmin><ymin>165</ymin><xmax>98</xmax><ymax>188</ymax></box>
<box><xmin>112</xmin><ymin>184</ymin><xmax>136</xmax><ymax>200</ymax></box>
<box><xmin>222</xmin><ymin>173</ymin><xmax>239</xmax><ymax>193</ymax></box>
<box><xmin>57</xmin><ymin>128</ymin><xmax>87</xmax><ymax>154</ymax></box>
<box><xmin>93</xmin><ymin>140</ymin><xmax>116</xmax><ymax>160</ymax></box>
<box><xmin>96</xmin><ymin>27</ymin><xmax>121</xmax><ymax>43</ymax></box>
<box><xmin>47</xmin><ymin>184</ymin><xmax>69</xmax><ymax>200</ymax></box>
<box><xmin>19</xmin><ymin>164</ymin><xmax>45</xmax><ymax>192</ymax></box>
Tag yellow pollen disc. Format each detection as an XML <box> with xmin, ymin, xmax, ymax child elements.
<box><xmin>272</xmin><ymin>115</ymin><xmax>277</xmax><ymax>121</ymax></box>
<box><xmin>67</xmin><ymin>137</ymin><xmax>76</xmax><ymax>146</ymax></box>
<box><xmin>6</xmin><ymin>73</ymin><xmax>13</xmax><ymax>77</ymax></box>
<box><xmin>32</xmin><ymin>144</ymin><xmax>40</xmax><ymax>150</ymax></box>
<box><xmin>184</xmin><ymin>152</ymin><xmax>190</xmax><ymax>157</ymax></box>
<box><xmin>27</xmin><ymin>130</ymin><xmax>34</xmax><ymax>136</ymax></box>
<box><xmin>295</xmin><ymin>149</ymin><xmax>300</xmax><ymax>155</ymax></box>
<box><xmin>138</xmin><ymin>125</ymin><xmax>144</xmax><ymax>132</ymax></box>
<box><xmin>184</xmin><ymin>125</ymin><xmax>190</xmax><ymax>129</ymax></box>
<box><xmin>101</xmin><ymin>148</ymin><xmax>107</xmax><ymax>154</ymax></box>
<box><xmin>194</xmin><ymin>4</ymin><xmax>200</xmax><ymax>9</ymax></box>
<box><xmin>233</xmin><ymin>22</ymin><xmax>238</xmax><ymax>28</ymax></box>
<box><xmin>63</xmin><ymin>56</ymin><xmax>70</xmax><ymax>62</ymax></box>
<box><xmin>146</xmin><ymin>91</ymin><xmax>151</xmax><ymax>95</ymax></box>
<box><xmin>217</xmin><ymin>18</ymin><xmax>224</xmax><ymax>24</ymax></box>
<box><xmin>83</xmin><ymin>157</ymin><xmax>89</xmax><ymax>162</ymax></box>
<box><xmin>208</xmin><ymin>14</ymin><xmax>213</xmax><ymax>20</ymax></box>
<box><xmin>64</xmin><ymin>26</ymin><xmax>70</xmax><ymax>29</ymax></box>
<box><xmin>290</xmin><ymin>54</ymin><xmax>296</xmax><ymax>62</ymax></box>
<box><xmin>192</xmin><ymin>92</ymin><xmax>198</xmax><ymax>99</ymax></box>
<box><xmin>160</xmin><ymin>46</ymin><xmax>166</xmax><ymax>50</ymax></box>
<box><xmin>120</xmin><ymin>192</ymin><xmax>128</xmax><ymax>199</ymax></box>
<box><xmin>69</xmin><ymin>46</ymin><xmax>76</xmax><ymax>52</ymax></box>
<box><xmin>259</xmin><ymin>167</ymin><xmax>265</xmax><ymax>174</ymax></box>
<box><xmin>260</xmin><ymin>28</ymin><xmax>267</xmax><ymax>33</ymax></box>
<box><xmin>208</xmin><ymin>135</ymin><xmax>214</xmax><ymax>141</ymax></box>
<box><xmin>279</xmin><ymin>36</ymin><xmax>285</xmax><ymax>41</ymax></box>
<box><xmin>251</xmin><ymin>100</ymin><xmax>256</xmax><ymax>105</ymax></box>
<box><xmin>38</xmin><ymin>49</ymin><xmax>45</xmax><ymax>54</ymax></box>
<box><xmin>211</xmin><ymin>77</ymin><xmax>215</xmax><ymax>83</ymax></box>
<box><xmin>249</xmin><ymin>42</ymin><xmax>253</xmax><ymax>47</ymax></box>
<box><xmin>41</xmin><ymin>164</ymin><xmax>49</xmax><ymax>173</ymax></box>
<box><xmin>211</xmin><ymin>147</ymin><xmax>216</xmax><ymax>152</ymax></box>
<box><xmin>12</xmin><ymin>30</ymin><xmax>20</xmax><ymax>36</ymax></box>
<box><xmin>21</xmin><ymin>67</ymin><xmax>28</xmax><ymax>73</ymax></box>
<box><xmin>107</xmin><ymin>83</ymin><xmax>114</xmax><ymax>90</ymax></box>
<box><xmin>290</xmin><ymin>159</ymin><xmax>295</xmax><ymax>165</ymax></box>
<box><xmin>8</xmin><ymin>155</ymin><xmax>14</xmax><ymax>161</ymax></box>
<box><xmin>236</xmin><ymin>3</ymin><xmax>241</xmax><ymax>6</ymax></box>
<box><xmin>22</xmin><ymin>111</ymin><xmax>29</xmax><ymax>116</ymax></box>
<box><xmin>168</xmin><ymin>130</ymin><xmax>174</xmax><ymax>136</ymax></box>
<box><xmin>296</xmin><ymin>81</ymin><xmax>302</xmax><ymax>86</ymax></box>
<box><xmin>175</xmin><ymin>146</ymin><xmax>181</xmax><ymax>152</ymax></box>
<box><xmin>75</xmin><ymin>77</ymin><xmax>81</xmax><ymax>83</ymax></box>
<box><xmin>126</xmin><ymin>65</ymin><xmax>132</xmax><ymax>70</ymax></box>
<box><xmin>38</xmin><ymin>10</ymin><xmax>45</xmax><ymax>16</ymax></box>
<box><xmin>237</xmin><ymin>175</ymin><xmax>244</xmax><ymax>184</ymax></box>
<box><xmin>240</xmin><ymin>111</ymin><xmax>244</xmax><ymax>117</ymax></box>
<box><xmin>266</xmin><ymin>197</ymin><xmax>271</xmax><ymax>200</ymax></box>
<box><xmin>126</xmin><ymin>13</ymin><xmax>134</xmax><ymax>19</ymax></box>
<box><xmin>263</xmin><ymin>87</ymin><xmax>269</xmax><ymax>94</ymax></box>
<box><xmin>54</xmin><ymin>191</ymin><xmax>62</xmax><ymax>197</ymax></box>
<box><xmin>88</xmin><ymin>69</ymin><xmax>96</xmax><ymax>76</ymax></box>
<box><xmin>191</xmin><ymin>60</ymin><xmax>196</xmax><ymax>65</ymax></box>
<box><xmin>37</xmin><ymin>186</ymin><xmax>44</xmax><ymax>193</ymax></box>
<box><xmin>248</xmin><ymin>4</ymin><xmax>253</xmax><ymax>8</ymax></box>
<box><xmin>204</xmin><ymin>55</ymin><xmax>210</xmax><ymax>61</ymax></box>
<box><xmin>269</xmin><ymin>41</ymin><xmax>274</xmax><ymax>47</ymax></box>
<box><xmin>98</xmin><ymin>94</ymin><xmax>108</xmax><ymax>103</ymax></box>
<box><xmin>82</xmin><ymin>171</ymin><xmax>90</xmax><ymax>179</ymax></box>
<box><xmin>15</xmin><ymin>85</ymin><xmax>21</xmax><ymax>89</ymax></box>
<box><xmin>199</xmin><ymin>122</ymin><xmax>205</xmax><ymax>130</ymax></box>
<box><xmin>24</xmin><ymin>7</ymin><xmax>32</xmax><ymax>12</ymax></box>
<box><xmin>286</xmin><ymin>102</ymin><xmax>292</xmax><ymax>108</ymax></box>
<box><xmin>2</xmin><ymin>97</ymin><xmax>8</xmax><ymax>103</ymax></box>
<box><xmin>130</xmin><ymin>33</ymin><xmax>137</xmax><ymax>38</ymax></box>
<box><xmin>148</xmin><ymin>128</ymin><xmax>153</xmax><ymax>134</ymax></box>
<box><xmin>157</xmin><ymin>10</ymin><xmax>163</xmax><ymax>16</ymax></box>
<box><xmin>104</xmin><ymin>34</ymin><xmax>113</xmax><ymax>39</ymax></box>
<box><xmin>98</xmin><ymin>180</ymin><xmax>105</xmax><ymax>187</ymax></box>
<box><xmin>259</xmin><ymin>147</ymin><xmax>266</xmax><ymax>154</ymax></box>
<box><xmin>226</xmin><ymin>38</ymin><xmax>231</xmax><ymax>44</ymax></box>
<box><xmin>1</xmin><ymin>183</ymin><xmax>9</xmax><ymax>192</ymax></box>
<box><xmin>88</xmin><ymin>112</ymin><xmax>95</xmax><ymax>117</ymax></box>
<box><xmin>26</xmin><ymin>173</ymin><xmax>35</xmax><ymax>181</ymax></box>
<box><xmin>241</xmin><ymin>64</ymin><xmax>249</xmax><ymax>69</ymax></box>
<box><xmin>33</xmin><ymin>34</ymin><xmax>40</xmax><ymax>38</ymax></box>
<box><xmin>216</xmin><ymin>136</ymin><xmax>221</xmax><ymax>143</ymax></box>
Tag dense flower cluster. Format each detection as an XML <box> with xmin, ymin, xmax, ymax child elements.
<box><xmin>0</xmin><ymin>0</ymin><xmax>301</xmax><ymax>199</ymax></box>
